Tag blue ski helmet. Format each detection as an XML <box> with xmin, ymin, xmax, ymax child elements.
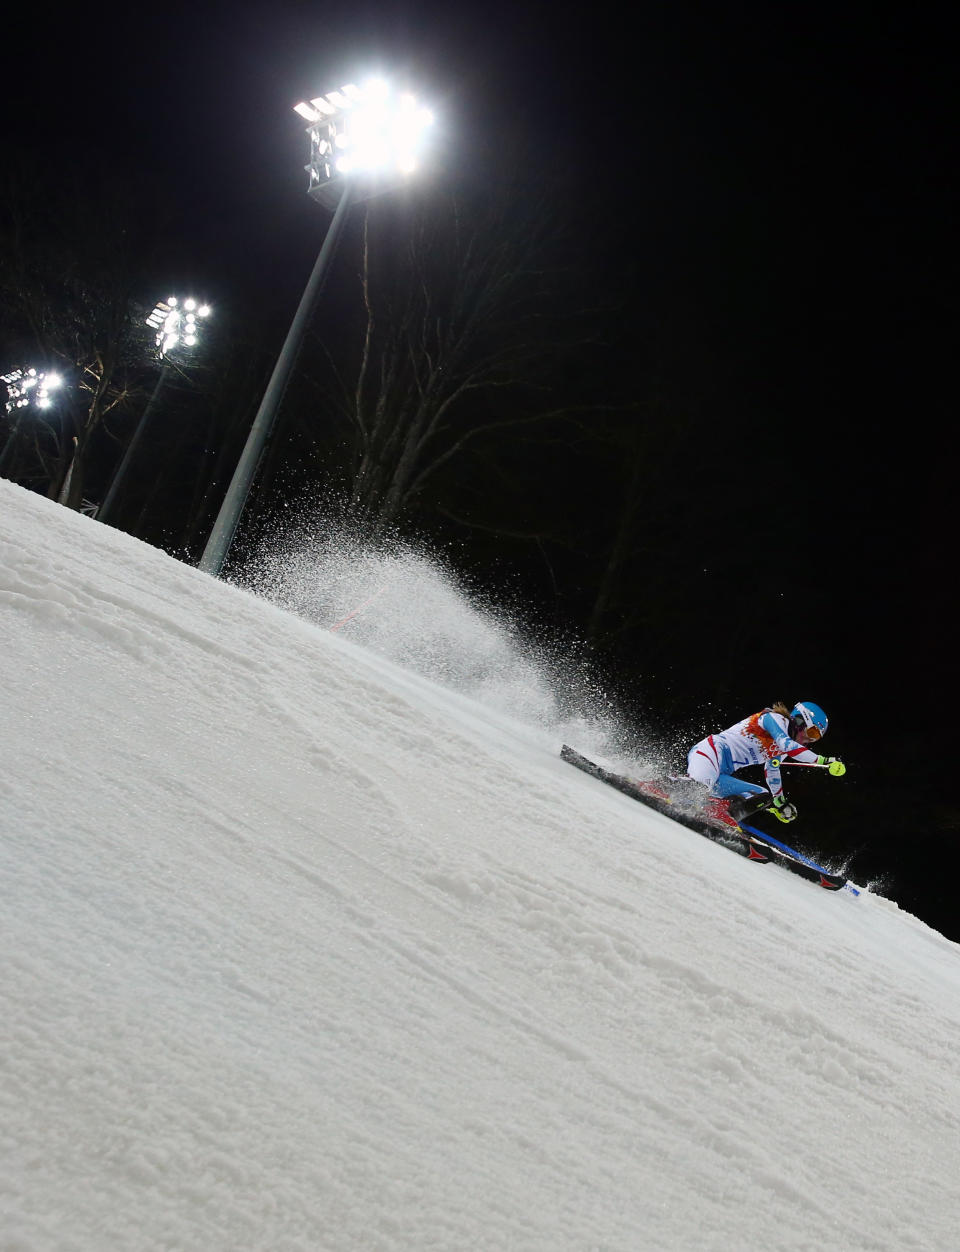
<box><xmin>789</xmin><ymin>701</ymin><xmax>828</xmax><ymax>744</ymax></box>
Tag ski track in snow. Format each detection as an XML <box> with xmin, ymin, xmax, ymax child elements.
<box><xmin>2</xmin><ymin>479</ymin><xmax>960</xmax><ymax>1252</ymax></box>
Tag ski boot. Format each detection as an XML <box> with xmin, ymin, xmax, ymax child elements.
<box><xmin>727</xmin><ymin>792</ymin><xmax>784</xmax><ymax>824</ymax></box>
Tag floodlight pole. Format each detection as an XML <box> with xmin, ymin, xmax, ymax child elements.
<box><xmin>98</xmin><ymin>361</ymin><xmax>172</xmax><ymax>524</ymax></box>
<box><xmin>1</xmin><ymin>368</ymin><xmax>65</xmax><ymax>475</ymax></box>
<box><xmin>198</xmin><ymin>179</ymin><xmax>357</xmax><ymax>576</ymax></box>
<box><xmin>0</xmin><ymin>415</ymin><xmax>23</xmax><ymax>474</ymax></box>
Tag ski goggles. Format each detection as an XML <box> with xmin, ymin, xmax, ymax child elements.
<box><xmin>801</xmin><ymin>723</ymin><xmax>823</xmax><ymax>742</ymax></box>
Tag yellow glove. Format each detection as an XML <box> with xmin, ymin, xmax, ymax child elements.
<box><xmin>772</xmin><ymin>796</ymin><xmax>798</xmax><ymax>823</ymax></box>
<box><xmin>818</xmin><ymin>756</ymin><xmax>846</xmax><ymax>777</ymax></box>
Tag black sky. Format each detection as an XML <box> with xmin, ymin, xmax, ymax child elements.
<box><xmin>7</xmin><ymin>1</ymin><xmax>959</xmax><ymax>932</ymax></box>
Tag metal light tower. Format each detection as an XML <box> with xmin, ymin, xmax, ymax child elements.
<box><xmin>145</xmin><ymin>296</ymin><xmax>212</xmax><ymax>356</ymax></box>
<box><xmin>198</xmin><ymin>77</ymin><xmax>434</xmax><ymax>576</ymax></box>
<box><xmin>0</xmin><ymin>368</ymin><xmax>64</xmax><ymax>476</ymax></box>
<box><xmin>2</xmin><ymin>367</ymin><xmax>64</xmax><ymax>414</ymax></box>
<box><xmin>98</xmin><ymin>296</ymin><xmax>211</xmax><ymax>524</ymax></box>
<box><xmin>296</xmin><ymin>77</ymin><xmax>435</xmax><ymax>209</ymax></box>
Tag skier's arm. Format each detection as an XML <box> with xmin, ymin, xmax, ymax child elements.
<box><xmin>758</xmin><ymin>712</ymin><xmax>820</xmax><ymax>765</ymax></box>
<box><xmin>763</xmin><ymin>754</ymin><xmax>784</xmax><ymax>799</ymax></box>
<box><xmin>758</xmin><ymin>711</ymin><xmax>819</xmax><ymax>798</ymax></box>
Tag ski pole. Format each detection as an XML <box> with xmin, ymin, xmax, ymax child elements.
<box><xmin>779</xmin><ymin>758</ymin><xmax>849</xmax><ymax>772</ymax></box>
<box><xmin>330</xmin><ymin>586</ymin><xmax>386</xmax><ymax>633</ymax></box>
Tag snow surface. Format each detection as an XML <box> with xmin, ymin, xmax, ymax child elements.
<box><xmin>2</xmin><ymin>477</ymin><xmax>960</xmax><ymax>1252</ymax></box>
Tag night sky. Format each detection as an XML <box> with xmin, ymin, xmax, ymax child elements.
<box><xmin>7</xmin><ymin>3</ymin><xmax>958</xmax><ymax>936</ymax></box>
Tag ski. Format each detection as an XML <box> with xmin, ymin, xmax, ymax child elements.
<box><xmin>560</xmin><ymin>744</ymin><xmax>848</xmax><ymax>892</ymax></box>
<box><xmin>734</xmin><ymin>822</ymin><xmax>849</xmax><ymax>891</ymax></box>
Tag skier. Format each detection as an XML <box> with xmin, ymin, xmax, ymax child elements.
<box><xmin>686</xmin><ymin>701</ymin><xmax>846</xmax><ymax>826</ymax></box>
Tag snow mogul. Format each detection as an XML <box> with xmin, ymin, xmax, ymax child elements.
<box><xmin>686</xmin><ymin>701</ymin><xmax>846</xmax><ymax>827</ymax></box>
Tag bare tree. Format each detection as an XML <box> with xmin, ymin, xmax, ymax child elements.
<box><xmin>0</xmin><ymin>167</ymin><xmax>156</xmax><ymax>508</ymax></box>
<box><xmin>315</xmin><ymin>177</ymin><xmax>602</xmax><ymax>538</ymax></box>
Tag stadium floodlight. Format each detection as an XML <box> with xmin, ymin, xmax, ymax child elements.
<box><xmin>2</xmin><ymin>367</ymin><xmax>63</xmax><ymax>415</ymax></box>
<box><xmin>0</xmin><ymin>367</ymin><xmax>67</xmax><ymax>481</ymax></box>
<box><xmin>198</xmin><ymin>75</ymin><xmax>436</xmax><ymax>576</ymax></box>
<box><xmin>295</xmin><ymin>77</ymin><xmax>435</xmax><ymax>210</ymax></box>
<box><xmin>145</xmin><ymin>295</ymin><xmax>212</xmax><ymax>358</ymax></box>
<box><xmin>98</xmin><ymin>294</ymin><xmax>212</xmax><ymax>524</ymax></box>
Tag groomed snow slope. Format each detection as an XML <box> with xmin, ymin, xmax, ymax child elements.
<box><xmin>2</xmin><ymin>478</ymin><xmax>959</xmax><ymax>1252</ymax></box>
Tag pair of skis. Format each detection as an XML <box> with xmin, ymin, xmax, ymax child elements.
<box><xmin>560</xmin><ymin>745</ymin><xmax>852</xmax><ymax>893</ymax></box>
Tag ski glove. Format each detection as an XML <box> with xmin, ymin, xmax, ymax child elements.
<box><xmin>818</xmin><ymin>756</ymin><xmax>846</xmax><ymax>777</ymax></box>
<box><xmin>771</xmin><ymin>796</ymin><xmax>798</xmax><ymax>823</ymax></box>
